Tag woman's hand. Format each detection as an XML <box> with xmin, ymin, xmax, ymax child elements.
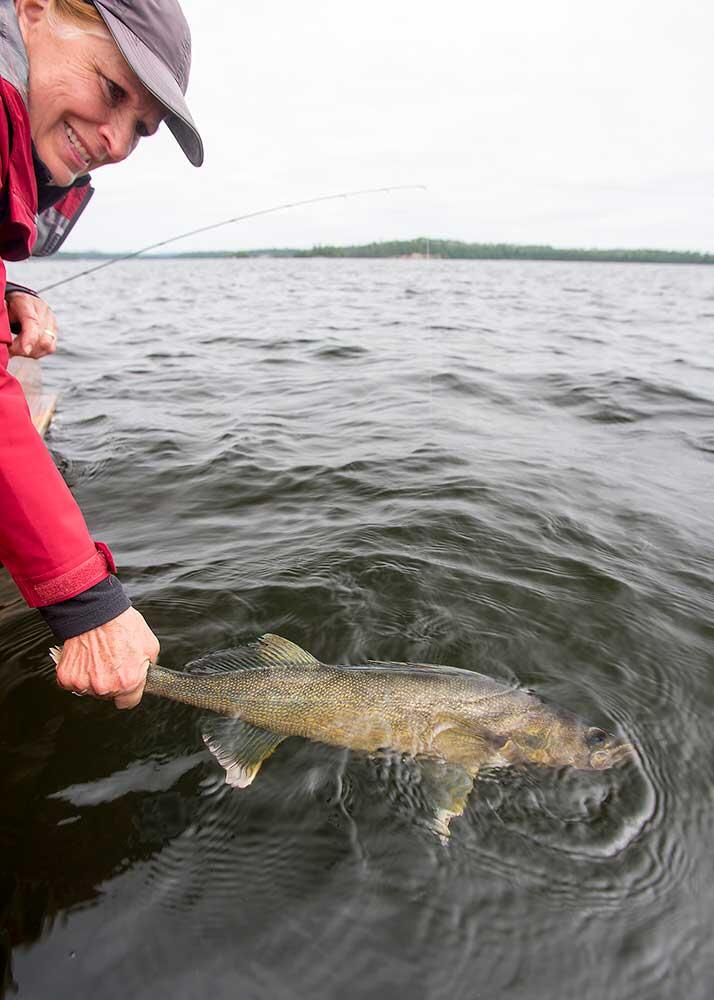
<box><xmin>54</xmin><ymin>607</ymin><xmax>160</xmax><ymax>709</ymax></box>
<box><xmin>7</xmin><ymin>292</ymin><xmax>58</xmax><ymax>358</ymax></box>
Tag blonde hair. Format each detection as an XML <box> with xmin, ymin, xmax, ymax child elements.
<box><xmin>47</xmin><ymin>0</ymin><xmax>109</xmax><ymax>39</ymax></box>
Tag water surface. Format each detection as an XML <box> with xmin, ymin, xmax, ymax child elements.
<box><xmin>1</xmin><ymin>258</ymin><xmax>713</xmax><ymax>998</ymax></box>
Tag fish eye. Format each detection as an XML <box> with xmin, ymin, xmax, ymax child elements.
<box><xmin>586</xmin><ymin>727</ymin><xmax>608</xmax><ymax>748</ymax></box>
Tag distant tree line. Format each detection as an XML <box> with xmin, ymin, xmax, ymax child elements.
<box><xmin>53</xmin><ymin>239</ymin><xmax>714</xmax><ymax>264</ymax></box>
<box><xmin>237</xmin><ymin>238</ymin><xmax>714</xmax><ymax>264</ymax></box>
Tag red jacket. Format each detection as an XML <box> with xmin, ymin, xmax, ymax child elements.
<box><xmin>0</xmin><ymin>71</ymin><xmax>115</xmax><ymax>606</ymax></box>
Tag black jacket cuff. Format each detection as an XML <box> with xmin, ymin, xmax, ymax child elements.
<box><xmin>5</xmin><ymin>282</ymin><xmax>39</xmax><ymax>298</ymax></box>
<box><xmin>38</xmin><ymin>575</ymin><xmax>132</xmax><ymax>640</ymax></box>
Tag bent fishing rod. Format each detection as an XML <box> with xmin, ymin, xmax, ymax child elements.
<box><xmin>38</xmin><ymin>184</ymin><xmax>427</xmax><ymax>294</ymax></box>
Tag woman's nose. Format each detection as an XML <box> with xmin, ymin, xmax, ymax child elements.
<box><xmin>97</xmin><ymin>117</ymin><xmax>138</xmax><ymax>163</ymax></box>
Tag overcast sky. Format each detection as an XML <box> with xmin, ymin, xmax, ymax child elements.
<box><xmin>63</xmin><ymin>0</ymin><xmax>714</xmax><ymax>253</ymax></box>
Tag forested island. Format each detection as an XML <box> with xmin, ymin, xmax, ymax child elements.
<box><xmin>54</xmin><ymin>239</ymin><xmax>714</xmax><ymax>264</ymax></box>
<box><xmin>236</xmin><ymin>239</ymin><xmax>714</xmax><ymax>264</ymax></box>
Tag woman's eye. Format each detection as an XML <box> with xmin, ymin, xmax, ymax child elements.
<box><xmin>104</xmin><ymin>77</ymin><xmax>125</xmax><ymax>105</ymax></box>
<box><xmin>586</xmin><ymin>728</ymin><xmax>608</xmax><ymax>748</ymax></box>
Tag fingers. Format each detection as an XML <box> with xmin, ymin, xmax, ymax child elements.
<box><xmin>8</xmin><ymin>321</ymin><xmax>58</xmax><ymax>359</ymax></box>
<box><xmin>114</xmin><ymin>681</ymin><xmax>146</xmax><ymax>711</ymax></box>
<box><xmin>56</xmin><ymin>661</ymin><xmax>148</xmax><ymax>707</ymax></box>
<box><xmin>53</xmin><ymin>609</ymin><xmax>158</xmax><ymax>711</ymax></box>
<box><xmin>56</xmin><ymin>663</ymin><xmax>95</xmax><ymax>699</ymax></box>
<box><xmin>54</xmin><ymin>649</ymin><xmax>88</xmax><ymax>696</ymax></box>
<box><xmin>6</xmin><ymin>293</ymin><xmax>58</xmax><ymax>358</ymax></box>
<box><xmin>39</xmin><ymin>326</ymin><xmax>58</xmax><ymax>356</ymax></box>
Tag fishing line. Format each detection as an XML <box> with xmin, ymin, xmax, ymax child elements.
<box><xmin>38</xmin><ymin>184</ymin><xmax>427</xmax><ymax>293</ymax></box>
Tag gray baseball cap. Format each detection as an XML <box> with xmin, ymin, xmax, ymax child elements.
<box><xmin>92</xmin><ymin>0</ymin><xmax>203</xmax><ymax>166</ymax></box>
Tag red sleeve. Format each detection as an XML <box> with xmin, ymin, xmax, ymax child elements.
<box><xmin>0</xmin><ymin>341</ymin><xmax>113</xmax><ymax>606</ymax></box>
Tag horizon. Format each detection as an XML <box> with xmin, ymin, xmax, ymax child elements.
<box><xmin>45</xmin><ymin>236</ymin><xmax>714</xmax><ymax>260</ymax></box>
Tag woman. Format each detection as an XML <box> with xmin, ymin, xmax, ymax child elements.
<box><xmin>0</xmin><ymin>0</ymin><xmax>203</xmax><ymax>706</ymax></box>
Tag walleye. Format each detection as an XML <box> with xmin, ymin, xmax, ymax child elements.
<box><xmin>50</xmin><ymin>634</ymin><xmax>632</xmax><ymax>837</ymax></box>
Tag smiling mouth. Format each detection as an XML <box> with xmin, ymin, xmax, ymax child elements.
<box><xmin>64</xmin><ymin>122</ymin><xmax>92</xmax><ymax>169</ymax></box>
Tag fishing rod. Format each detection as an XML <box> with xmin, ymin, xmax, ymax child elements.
<box><xmin>39</xmin><ymin>184</ymin><xmax>427</xmax><ymax>293</ymax></box>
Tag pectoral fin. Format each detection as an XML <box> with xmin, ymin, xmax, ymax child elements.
<box><xmin>418</xmin><ymin>759</ymin><xmax>477</xmax><ymax>842</ymax></box>
<box><xmin>432</xmin><ymin>720</ymin><xmax>507</xmax><ymax>766</ymax></box>
<box><xmin>202</xmin><ymin>717</ymin><xmax>286</xmax><ymax>788</ymax></box>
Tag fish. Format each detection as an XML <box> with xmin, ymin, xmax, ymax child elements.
<box><xmin>49</xmin><ymin>634</ymin><xmax>632</xmax><ymax>838</ymax></box>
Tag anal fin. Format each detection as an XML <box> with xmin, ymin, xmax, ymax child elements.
<box><xmin>202</xmin><ymin>716</ymin><xmax>286</xmax><ymax>788</ymax></box>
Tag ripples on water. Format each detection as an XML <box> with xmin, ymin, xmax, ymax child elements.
<box><xmin>1</xmin><ymin>259</ymin><xmax>713</xmax><ymax>998</ymax></box>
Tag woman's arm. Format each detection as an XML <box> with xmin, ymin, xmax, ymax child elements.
<box><xmin>0</xmin><ymin>346</ymin><xmax>113</xmax><ymax>603</ymax></box>
<box><xmin>0</xmin><ymin>346</ymin><xmax>158</xmax><ymax>706</ymax></box>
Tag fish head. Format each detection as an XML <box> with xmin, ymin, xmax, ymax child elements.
<box><xmin>546</xmin><ymin>710</ymin><xmax>634</xmax><ymax>770</ymax></box>
<box><xmin>581</xmin><ymin>725</ymin><xmax>634</xmax><ymax>770</ymax></box>
<box><xmin>502</xmin><ymin>701</ymin><xmax>633</xmax><ymax>771</ymax></box>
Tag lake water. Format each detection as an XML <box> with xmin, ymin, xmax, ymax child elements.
<box><xmin>1</xmin><ymin>258</ymin><xmax>713</xmax><ymax>999</ymax></box>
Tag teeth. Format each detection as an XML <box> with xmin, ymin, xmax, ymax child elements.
<box><xmin>64</xmin><ymin>123</ymin><xmax>91</xmax><ymax>166</ymax></box>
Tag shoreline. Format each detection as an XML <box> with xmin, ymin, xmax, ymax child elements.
<box><xmin>49</xmin><ymin>238</ymin><xmax>714</xmax><ymax>266</ymax></box>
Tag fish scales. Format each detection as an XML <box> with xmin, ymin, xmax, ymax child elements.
<box><xmin>147</xmin><ymin>660</ymin><xmax>507</xmax><ymax>757</ymax></box>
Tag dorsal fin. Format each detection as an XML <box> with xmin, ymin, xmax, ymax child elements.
<box><xmin>185</xmin><ymin>634</ymin><xmax>319</xmax><ymax>675</ymax></box>
<box><xmin>366</xmin><ymin>658</ymin><xmax>469</xmax><ymax>677</ymax></box>
<box><xmin>257</xmin><ymin>634</ymin><xmax>320</xmax><ymax>667</ymax></box>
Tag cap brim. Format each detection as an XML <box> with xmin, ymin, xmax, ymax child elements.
<box><xmin>94</xmin><ymin>3</ymin><xmax>204</xmax><ymax>166</ymax></box>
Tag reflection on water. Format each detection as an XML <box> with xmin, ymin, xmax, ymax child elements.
<box><xmin>1</xmin><ymin>259</ymin><xmax>713</xmax><ymax>999</ymax></box>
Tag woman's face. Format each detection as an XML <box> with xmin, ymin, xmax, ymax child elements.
<box><xmin>17</xmin><ymin>0</ymin><xmax>164</xmax><ymax>186</ymax></box>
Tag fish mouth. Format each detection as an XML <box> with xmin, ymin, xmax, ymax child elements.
<box><xmin>590</xmin><ymin>742</ymin><xmax>635</xmax><ymax>769</ymax></box>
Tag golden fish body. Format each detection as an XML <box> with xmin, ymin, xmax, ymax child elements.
<box><xmin>149</xmin><ymin>657</ymin><xmax>503</xmax><ymax>763</ymax></box>
<box><xmin>143</xmin><ymin>635</ymin><xmax>629</xmax><ymax>780</ymax></box>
